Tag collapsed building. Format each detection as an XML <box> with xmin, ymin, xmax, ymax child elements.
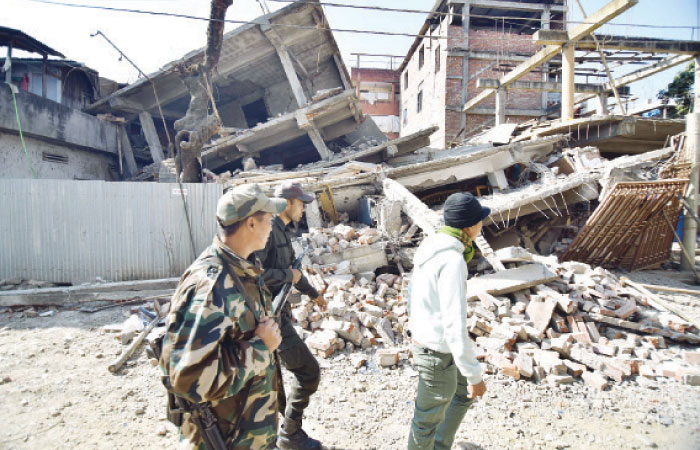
<box><xmin>1</xmin><ymin>0</ymin><xmax>699</xmax><ymax>392</ymax></box>
<box><xmin>87</xmin><ymin>0</ymin><xmax>386</xmax><ymax>180</ymax></box>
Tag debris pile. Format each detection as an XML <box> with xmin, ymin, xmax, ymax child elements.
<box><xmin>280</xmin><ymin>223</ymin><xmax>700</xmax><ymax>388</ymax></box>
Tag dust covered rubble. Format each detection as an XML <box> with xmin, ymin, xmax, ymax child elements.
<box><xmin>284</xmin><ymin>223</ymin><xmax>700</xmax><ymax>389</ymax></box>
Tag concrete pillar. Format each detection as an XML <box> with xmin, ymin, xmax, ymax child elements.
<box><xmin>596</xmin><ymin>93</ymin><xmax>609</xmax><ymax>116</ymax></box>
<box><xmin>561</xmin><ymin>43</ymin><xmax>575</xmax><ymax>120</ymax></box>
<box><xmin>487</xmin><ymin>170</ymin><xmax>508</xmax><ymax>191</ymax></box>
<box><xmin>42</xmin><ymin>55</ymin><xmax>47</xmax><ymax>98</ymax></box>
<box><xmin>680</xmin><ymin>56</ymin><xmax>700</xmax><ymax>271</ymax></box>
<box><xmin>495</xmin><ymin>89</ymin><xmax>506</xmax><ymax>125</ymax></box>
<box><xmin>5</xmin><ymin>42</ymin><xmax>12</xmax><ymax>84</ymax></box>
<box><xmin>305</xmin><ymin>198</ymin><xmax>323</xmax><ymax>229</ymax></box>
<box><xmin>540</xmin><ymin>7</ymin><xmax>551</xmax><ymax>113</ymax></box>
<box><xmin>296</xmin><ymin>109</ymin><xmax>331</xmax><ymax>161</ymax></box>
<box><xmin>242</xmin><ymin>155</ymin><xmax>257</xmax><ymax>171</ymax></box>
<box><xmin>378</xmin><ymin>200</ymin><xmax>402</xmax><ymax>237</ymax></box>
<box><xmin>306</xmin><ymin>127</ymin><xmax>332</xmax><ymax>161</ymax></box>
<box><xmin>119</xmin><ymin>125</ymin><xmax>138</xmax><ymax>177</ymax></box>
<box><xmin>461</xmin><ymin>0</ymin><xmax>471</xmax><ymax>132</ymax></box>
<box><xmin>264</xmin><ymin>28</ymin><xmax>308</xmax><ymax>108</ymax></box>
<box><xmin>138</xmin><ymin>111</ymin><xmax>164</xmax><ymax>165</ymax></box>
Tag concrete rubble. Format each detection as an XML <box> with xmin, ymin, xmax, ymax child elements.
<box><xmin>270</xmin><ymin>217</ymin><xmax>700</xmax><ymax>388</ymax></box>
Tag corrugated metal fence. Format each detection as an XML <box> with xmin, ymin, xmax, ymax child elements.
<box><xmin>0</xmin><ymin>179</ymin><xmax>223</xmax><ymax>283</ymax></box>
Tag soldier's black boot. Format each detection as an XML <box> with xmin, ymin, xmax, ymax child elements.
<box><xmin>277</xmin><ymin>419</ymin><xmax>322</xmax><ymax>450</ymax></box>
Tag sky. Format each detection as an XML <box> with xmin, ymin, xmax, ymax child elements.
<box><xmin>2</xmin><ymin>0</ymin><xmax>699</xmax><ymax>104</ymax></box>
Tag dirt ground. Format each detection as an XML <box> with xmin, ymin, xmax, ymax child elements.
<box><xmin>1</xmin><ymin>269</ymin><xmax>699</xmax><ymax>450</ymax></box>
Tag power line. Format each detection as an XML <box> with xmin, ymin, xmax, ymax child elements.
<box><xmin>266</xmin><ymin>0</ymin><xmax>700</xmax><ymax>31</ymax></box>
<box><xmin>28</xmin><ymin>0</ymin><xmax>448</xmax><ymax>39</ymax></box>
<box><xmin>26</xmin><ymin>0</ymin><xmax>699</xmax><ymax>47</ymax></box>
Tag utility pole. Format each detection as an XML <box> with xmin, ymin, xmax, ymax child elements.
<box><xmin>681</xmin><ymin>56</ymin><xmax>700</xmax><ymax>272</ymax></box>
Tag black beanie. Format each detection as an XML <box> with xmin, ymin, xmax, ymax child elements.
<box><xmin>442</xmin><ymin>192</ymin><xmax>491</xmax><ymax>229</ymax></box>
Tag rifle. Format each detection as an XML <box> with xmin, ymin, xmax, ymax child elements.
<box><xmin>271</xmin><ymin>247</ymin><xmax>310</xmax><ymax>317</ymax></box>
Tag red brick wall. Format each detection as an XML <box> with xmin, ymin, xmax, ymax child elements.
<box><xmin>351</xmin><ymin>68</ymin><xmax>400</xmax><ymax>84</ymax></box>
<box><xmin>352</xmin><ymin>67</ymin><xmax>401</xmax><ymax>117</ymax></box>
<box><xmin>467</xmin><ymin>29</ymin><xmax>539</xmax><ymax>54</ymax></box>
<box><xmin>360</xmin><ymin>102</ymin><xmax>400</xmax><ymax>116</ymax></box>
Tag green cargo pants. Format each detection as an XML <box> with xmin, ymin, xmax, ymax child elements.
<box><xmin>408</xmin><ymin>345</ymin><xmax>476</xmax><ymax>450</ymax></box>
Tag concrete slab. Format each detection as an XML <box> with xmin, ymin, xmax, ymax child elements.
<box><xmin>466</xmin><ymin>263</ymin><xmax>559</xmax><ymax>301</ymax></box>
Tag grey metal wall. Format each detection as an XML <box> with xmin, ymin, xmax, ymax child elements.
<box><xmin>0</xmin><ymin>179</ymin><xmax>223</xmax><ymax>283</ymax></box>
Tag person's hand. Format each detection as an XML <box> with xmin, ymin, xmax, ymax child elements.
<box><xmin>255</xmin><ymin>317</ymin><xmax>282</xmax><ymax>352</ymax></box>
<box><xmin>468</xmin><ymin>381</ymin><xmax>486</xmax><ymax>399</ymax></box>
<box><xmin>290</xmin><ymin>267</ymin><xmax>302</xmax><ymax>284</ymax></box>
<box><xmin>313</xmin><ymin>295</ymin><xmax>327</xmax><ymax>312</ymax></box>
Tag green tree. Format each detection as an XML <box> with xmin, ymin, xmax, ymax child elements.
<box><xmin>658</xmin><ymin>62</ymin><xmax>695</xmax><ymax>117</ymax></box>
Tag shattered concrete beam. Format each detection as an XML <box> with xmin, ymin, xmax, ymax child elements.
<box><xmin>382</xmin><ymin>178</ymin><xmax>505</xmax><ymax>271</ymax></box>
<box><xmin>480</xmin><ymin>146</ymin><xmax>675</xmax><ymax>223</ymax></box>
<box><xmin>463</xmin><ymin>0</ymin><xmax>638</xmax><ymax>112</ymax></box>
<box><xmin>311</xmin><ymin>126</ymin><xmax>438</xmax><ymax>169</ymax></box>
<box><xmin>382</xmin><ymin>178</ymin><xmax>442</xmax><ymax>233</ymax></box>
<box><xmin>202</xmin><ymin>89</ymin><xmax>357</xmax><ymax>169</ymax></box>
<box><xmin>386</xmin><ymin>135</ymin><xmax>565</xmax><ymax>191</ymax></box>
<box><xmin>477</xmin><ymin>78</ymin><xmax>605</xmax><ymax>94</ymax></box>
<box><xmin>534</xmin><ymin>30</ymin><xmax>700</xmax><ymax>55</ymax></box>
<box><xmin>481</xmin><ymin>173</ymin><xmax>600</xmax><ymax>225</ymax></box>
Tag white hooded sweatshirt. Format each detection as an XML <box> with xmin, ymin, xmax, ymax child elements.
<box><xmin>408</xmin><ymin>232</ymin><xmax>482</xmax><ymax>384</ymax></box>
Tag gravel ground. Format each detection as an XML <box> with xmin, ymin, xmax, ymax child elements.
<box><xmin>0</xmin><ymin>278</ymin><xmax>699</xmax><ymax>450</ymax></box>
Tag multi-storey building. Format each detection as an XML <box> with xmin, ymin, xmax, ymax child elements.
<box><xmin>399</xmin><ymin>0</ymin><xmax>567</xmax><ymax>148</ymax></box>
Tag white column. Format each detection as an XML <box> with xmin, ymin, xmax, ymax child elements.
<box><xmin>495</xmin><ymin>89</ymin><xmax>506</xmax><ymax>125</ymax></box>
<box><xmin>561</xmin><ymin>43</ymin><xmax>575</xmax><ymax>120</ymax></box>
<box><xmin>596</xmin><ymin>93</ymin><xmax>609</xmax><ymax>115</ymax></box>
<box><xmin>138</xmin><ymin>111</ymin><xmax>165</xmax><ymax>165</ymax></box>
<box><xmin>680</xmin><ymin>56</ymin><xmax>700</xmax><ymax>271</ymax></box>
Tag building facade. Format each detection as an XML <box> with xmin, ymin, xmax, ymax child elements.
<box><xmin>399</xmin><ymin>0</ymin><xmax>567</xmax><ymax>148</ymax></box>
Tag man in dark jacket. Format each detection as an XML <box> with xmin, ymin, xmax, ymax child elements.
<box><xmin>257</xmin><ymin>182</ymin><xmax>326</xmax><ymax>450</ymax></box>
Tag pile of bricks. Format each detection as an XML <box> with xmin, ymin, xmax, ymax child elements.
<box><xmin>465</xmin><ymin>260</ymin><xmax>700</xmax><ymax>389</ymax></box>
<box><xmin>288</xmin><ymin>224</ymin><xmax>408</xmax><ymax>367</ymax></box>
<box><xmin>289</xmin><ymin>225</ymin><xmax>700</xmax><ymax>385</ymax></box>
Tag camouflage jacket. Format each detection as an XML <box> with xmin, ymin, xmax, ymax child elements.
<box><xmin>159</xmin><ymin>235</ymin><xmax>278</xmax><ymax>450</ymax></box>
<box><xmin>257</xmin><ymin>215</ymin><xmax>319</xmax><ymax>299</ymax></box>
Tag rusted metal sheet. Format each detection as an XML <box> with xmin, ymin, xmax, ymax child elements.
<box><xmin>561</xmin><ymin>179</ymin><xmax>688</xmax><ymax>270</ymax></box>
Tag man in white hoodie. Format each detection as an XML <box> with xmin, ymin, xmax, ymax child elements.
<box><xmin>407</xmin><ymin>192</ymin><xmax>489</xmax><ymax>450</ymax></box>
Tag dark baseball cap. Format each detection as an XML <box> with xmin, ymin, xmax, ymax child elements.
<box><xmin>274</xmin><ymin>182</ymin><xmax>314</xmax><ymax>203</ymax></box>
<box><xmin>442</xmin><ymin>192</ymin><xmax>490</xmax><ymax>229</ymax></box>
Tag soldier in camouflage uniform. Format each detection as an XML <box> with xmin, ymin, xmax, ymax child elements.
<box><xmin>159</xmin><ymin>184</ymin><xmax>288</xmax><ymax>450</ymax></box>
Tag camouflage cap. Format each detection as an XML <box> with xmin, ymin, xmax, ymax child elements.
<box><xmin>216</xmin><ymin>184</ymin><xmax>287</xmax><ymax>226</ymax></box>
